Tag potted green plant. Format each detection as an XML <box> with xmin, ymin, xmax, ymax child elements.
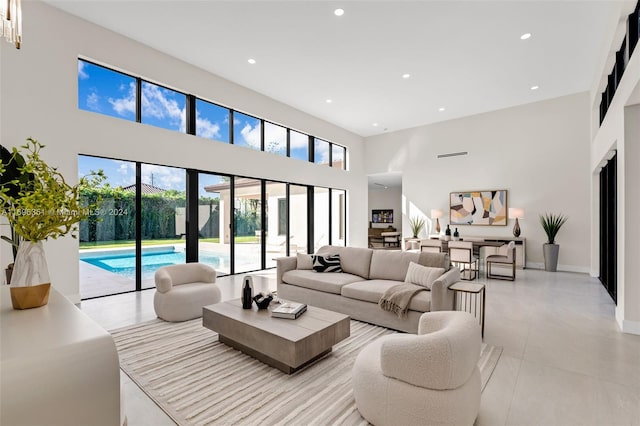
<box><xmin>0</xmin><ymin>138</ymin><xmax>104</xmax><ymax>309</ymax></box>
<box><xmin>0</xmin><ymin>144</ymin><xmax>29</xmax><ymax>284</ymax></box>
<box><xmin>409</xmin><ymin>216</ymin><xmax>425</xmax><ymax>238</ymax></box>
<box><xmin>540</xmin><ymin>212</ymin><xmax>568</xmax><ymax>272</ymax></box>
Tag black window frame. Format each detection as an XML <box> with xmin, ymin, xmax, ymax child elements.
<box><xmin>77</xmin><ymin>59</ymin><xmax>349</xmax><ymax>165</ymax></box>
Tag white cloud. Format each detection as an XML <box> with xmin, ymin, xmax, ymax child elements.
<box><xmin>142</xmin><ymin>164</ymin><xmax>185</xmax><ymax>191</ymax></box>
<box><xmin>117</xmin><ymin>161</ymin><xmax>134</xmax><ymax>176</ymax></box>
<box><xmin>140</xmin><ymin>82</ymin><xmax>186</xmax><ymax>131</ymax></box>
<box><xmin>196</xmin><ymin>114</ymin><xmax>221</xmax><ymax>140</ymax></box>
<box><xmin>86</xmin><ymin>91</ymin><xmax>100</xmax><ymax>111</ymax></box>
<box><xmin>332</xmin><ymin>146</ymin><xmax>344</xmax><ymax>162</ymax></box>
<box><xmin>315</xmin><ymin>140</ymin><xmax>330</xmax><ymax>163</ymax></box>
<box><xmin>78</xmin><ymin>61</ymin><xmax>89</xmax><ymax>79</ymax></box>
<box><xmin>109</xmin><ymin>82</ymin><xmax>136</xmax><ymax>116</ymax></box>
<box><xmin>290</xmin><ymin>131</ymin><xmax>309</xmax><ymax>149</ymax></box>
<box><xmin>264</xmin><ymin>123</ymin><xmax>286</xmax><ymax>153</ymax></box>
<box><xmin>240</xmin><ymin>122</ymin><xmax>261</xmax><ymax>149</ymax></box>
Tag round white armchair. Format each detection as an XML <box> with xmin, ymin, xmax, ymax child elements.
<box><xmin>352</xmin><ymin>311</ymin><xmax>482</xmax><ymax>426</ymax></box>
<box><xmin>153</xmin><ymin>263</ymin><xmax>221</xmax><ymax>322</ymax></box>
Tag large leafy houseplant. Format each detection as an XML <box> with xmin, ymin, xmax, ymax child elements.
<box><xmin>539</xmin><ymin>212</ymin><xmax>568</xmax><ymax>272</ymax></box>
<box><xmin>0</xmin><ymin>139</ymin><xmax>104</xmax><ymax>295</ymax></box>
<box><xmin>409</xmin><ymin>216</ymin><xmax>425</xmax><ymax>238</ymax></box>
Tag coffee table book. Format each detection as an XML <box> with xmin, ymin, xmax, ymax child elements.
<box><xmin>271</xmin><ymin>302</ymin><xmax>307</xmax><ymax>319</ymax></box>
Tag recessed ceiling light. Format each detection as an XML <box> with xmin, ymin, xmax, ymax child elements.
<box><xmin>334</xmin><ymin>8</ymin><xmax>344</xmax><ymax>16</ymax></box>
<box><xmin>438</xmin><ymin>107</ymin><xmax>445</xmax><ymax>112</ymax></box>
<box><xmin>247</xmin><ymin>58</ymin><xmax>256</xmax><ymax>64</ymax></box>
<box><xmin>372</xmin><ymin>123</ymin><xmax>379</xmax><ymax>127</ymax></box>
<box><xmin>530</xmin><ymin>85</ymin><xmax>539</xmax><ymax>90</ymax></box>
<box><xmin>326</xmin><ymin>99</ymin><xmax>333</xmax><ymax>104</ymax></box>
<box><xmin>520</xmin><ymin>33</ymin><xmax>531</xmax><ymax>40</ymax></box>
<box><xmin>402</xmin><ymin>73</ymin><xmax>411</xmax><ymax>79</ymax></box>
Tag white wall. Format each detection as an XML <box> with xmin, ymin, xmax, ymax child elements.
<box><xmin>365</xmin><ymin>92</ymin><xmax>591</xmax><ymax>271</ymax></box>
<box><xmin>0</xmin><ymin>1</ymin><xmax>367</xmax><ymax>301</ymax></box>
<box><xmin>368</xmin><ymin>187</ymin><xmax>402</xmax><ymax>231</ymax></box>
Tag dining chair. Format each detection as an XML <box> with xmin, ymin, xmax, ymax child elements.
<box><xmin>380</xmin><ymin>231</ymin><xmax>401</xmax><ymax>247</ymax></box>
<box><xmin>486</xmin><ymin>241</ymin><xmax>516</xmax><ymax>281</ymax></box>
<box><xmin>420</xmin><ymin>239</ymin><xmax>444</xmax><ymax>253</ymax></box>
<box><xmin>448</xmin><ymin>241</ymin><xmax>479</xmax><ymax>280</ymax></box>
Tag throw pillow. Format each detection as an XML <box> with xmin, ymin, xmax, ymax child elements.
<box><xmin>312</xmin><ymin>254</ymin><xmax>343</xmax><ymax>273</ymax></box>
<box><xmin>296</xmin><ymin>253</ymin><xmax>314</xmax><ymax>270</ymax></box>
<box><xmin>405</xmin><ymin>261</ymin><xmax>445</xmax><ymax>290</ymax></box>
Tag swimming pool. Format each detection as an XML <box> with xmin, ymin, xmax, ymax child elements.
<box><xmin>80</xmin><ymin>247</ymin><xmax>236</xmax><ymax>280</ymax></box>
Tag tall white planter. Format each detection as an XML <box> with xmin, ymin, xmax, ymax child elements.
<box><xmin>11</xmin><ymin>241</ymin><xmax>50</xmax><ymax>287</ymax></box>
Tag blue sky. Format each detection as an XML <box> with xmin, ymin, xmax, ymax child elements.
<box><xmin>78</xmin><ymin>60</ymin><xmax>237</xmax><ymax>141</ymax></box>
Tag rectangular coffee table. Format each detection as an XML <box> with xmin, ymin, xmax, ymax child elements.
<box><xmin>203</xmin><ymin>299</ymin><xmax>350</xmax><ymax>374</ymax></box>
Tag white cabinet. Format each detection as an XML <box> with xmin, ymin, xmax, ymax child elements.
<box><xmin>1</xmin><ymin>286</ymin><xmax>122</xmax><ymax>426</ymax></box>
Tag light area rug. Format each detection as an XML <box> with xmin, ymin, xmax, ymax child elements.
<box><xmin>112</xmin><ymin>318</ymin><xmax>502</xmax><ymax>426</ymax></box>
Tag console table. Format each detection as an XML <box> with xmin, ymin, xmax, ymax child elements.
<box><xmin>428</xmin><ymin>236</ymin><xmax>526</xmax><ymax>268</ymax></box>
<box><xmin>0</xmin><ymin>286</ymin><xmax>122</xmax><ymax>426</ymax></box>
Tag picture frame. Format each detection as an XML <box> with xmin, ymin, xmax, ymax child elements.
<box><xmin>449</xmin><ymin>190</ymin><xmax>507</xmax><ymax>226</ymax></box>
<box><xmin>372</xmin><ymin>209</ymin><xmax>394</xmax><ymax>224</ymax></box>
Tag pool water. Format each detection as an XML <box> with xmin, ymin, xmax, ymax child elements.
<box><xmin>80</xmin><ymin>249</ymin><xmax>231</xmax><ymax>280</ymax></box>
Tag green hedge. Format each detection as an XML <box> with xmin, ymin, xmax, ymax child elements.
<box><xmin>79</xmin><ymin>187</ymin><xmax>259</xmax><ymax>242</ymax></box>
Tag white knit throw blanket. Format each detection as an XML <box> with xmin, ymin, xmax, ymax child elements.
<box><xmin>379</xmin><ymin>282</ymin><xmax>426</xmax><ymax>318</ymax></box>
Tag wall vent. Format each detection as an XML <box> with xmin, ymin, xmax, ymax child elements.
<box><xmin>437</xmin><ymin>151</ymin><xmax>468</xmax><ymax>158</ymax></box>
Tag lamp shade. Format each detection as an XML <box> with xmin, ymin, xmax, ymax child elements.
<box><xmin>509</xmin><ymin>208</ymin><xmax>524</xmax><ymax>219</ymax></box>
<box><xmin>430</xmin><ymin>209</ymin><xmax>443</xmax><ymax>219</ymax></box>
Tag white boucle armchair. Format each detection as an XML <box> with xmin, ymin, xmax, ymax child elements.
<box><xmin>352</xmin><ymin>311</ymin><xmax>482</xmax><ymax>426</ymax></box>
<box><xmin>153</xmin><ymin>263</ymin><xmax>221</xmax><ymax>322</ymax></box>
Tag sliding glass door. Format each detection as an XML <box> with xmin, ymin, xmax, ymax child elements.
<box><xmin>265</xmin><ymin>181</ymin><xmax>287</xmax><ymax>268</ymax></box>
<box><xmin>78</xmin><ymin>156</ymin><xmax>137</xmax><ymax>299</ymax></box>
<box><xmin>314</xmin><ymin>187</ymin><xmax>330</xmax><ymax>251</ymax></box>
<box><xmin>331</xmin><ymin>189</ymin><xmax>346</xmax><ymax>246</ymax></box>
<box><xmin>289</xmin><ymin>184</ymin><xmax>308</xmax><ymax>254</ymax></box>
<box><xmin>140</xmin><ymin>164</ymin><xmax>186</xmax><ymax>290</ymax></box>
<box><xmin>199</xmin><ymin>173</ymin><xmax>231</xmax><ymax>275</ymax></box>
<box><xmin>233</xmin><ymin>178</ymin><xmax>262</xmax><ymax>273</ymax></box>
<box><xmin>79</xmin><ymin>155</ymin><xmax>347</xmax><ymax>299</ymax></box>
<box><xmin>599</xmin><ymin>153</ymin><xmax>616</xmax><ymax>303</ymax></box>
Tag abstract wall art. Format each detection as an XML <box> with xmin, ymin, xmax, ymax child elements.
<box><xmin>450</xmin><ymin>190</ymin><xmax>507</xmax><ymax>226</ymax></box>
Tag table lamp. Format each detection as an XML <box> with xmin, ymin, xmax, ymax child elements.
<box><xmin>430</xmin><ymin>209</ymin><xmax>443</xmax><ymax>234</ymax></box>
<box><xmin>509</xmin><ymin>208</ymin><xmax>524</xmax><ymax>237</ymax></box>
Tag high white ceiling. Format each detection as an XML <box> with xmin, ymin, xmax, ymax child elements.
<box><xmin>44</xmin><ymin>0</ymin><xmax>629</xmax><ymax>137</ymax></box>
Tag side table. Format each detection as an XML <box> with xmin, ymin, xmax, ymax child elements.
<box><xmin>449</xmin><ymin>281</ymin><xmax>485</xmax><ymax>338</ymax></box>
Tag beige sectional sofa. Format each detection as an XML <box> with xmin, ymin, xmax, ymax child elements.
<box><xmin>276</xmin><ymin>245</ymin><xmax>461</xmax><ymax>333</ymax></box>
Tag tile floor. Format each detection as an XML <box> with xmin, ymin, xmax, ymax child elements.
<box><xmin>79</xmin><ymin>269</ymin><xmax>640</xmax><ymax>426</ymax></box>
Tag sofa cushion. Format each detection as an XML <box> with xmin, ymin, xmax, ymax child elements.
<box><xmin>369</xmin><ymin>251</ymin><xmax>422</xmax><ymax>281</ymax></box>
<box><xmin>317</xmin><ymin>245</ymin><xmax>373</xmax><ymax>279</ymax></box>
<box><xmin>312</xmin><ymin>254</ymin><xmax>343</xmax><ymax>272</ymax></box>
<box><xmin>341</xmin><ymin>279</ymin><xmax>431</xmax><ymax>312</ymax></box>
<box><xmin>405</xmin><ymin>262</ymin><xmax>445</xmax><ymax>290</ymax></box>
<box><xmin>297</xmin><ymin>253</ymin><xmax>313</xmax><ymax>270</ymax></box>
<box><xmin>281</xmin><ymin>269</ymin><xmax>362</xmax><ymax>294</ymax></box>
